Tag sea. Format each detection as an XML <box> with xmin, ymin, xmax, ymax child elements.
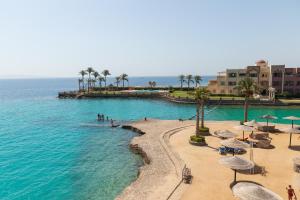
<box><xmin>0</xmin><ymin>76</ymin><xmax>299</xmax><ymax>200</ymax></box>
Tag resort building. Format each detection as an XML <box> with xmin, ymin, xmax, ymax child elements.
<box><xmin>208</xmin><ymin>60</ymin><xmax>270</xmax><ymax>95</ymax></box>
<box><xmin>271</xmin><ymin>65</ymin><xmax>300</xmax><ymax>95</ymax></box>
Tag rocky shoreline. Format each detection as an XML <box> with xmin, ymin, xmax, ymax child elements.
<box><xmin>116</xmin><ymin>119</ymin><xmax>195</xmax><ymax>200</ymax></box>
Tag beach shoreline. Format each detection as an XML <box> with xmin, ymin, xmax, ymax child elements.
<box><xmin>116</xmin><ymin>119</ymin><xmax>195</xmax><ymax>200</ymax></box>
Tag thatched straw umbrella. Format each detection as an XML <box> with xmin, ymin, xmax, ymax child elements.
<box><xmin>244</xmin><ymin>120</ymin><xmax>261</xmax><ymax>127</ymax></box>
<box><xmin>234</xmin><ymin>125</ymin><xmax>254</xmax><ymax>140</ymax></box>
<box><xmin>283</xmin><ymin>127</ymin><xmax>300</xmax><ymax>147</ymax></box>
<box><xmin>232</xmin><ymin>182</ymin><xmax>283</xmax><ymax>200</ymax></box>
<box><xmin>215</xmin><ymin>130</ymin><xmax>238</xmax><ymax>139</ymax></box>
<box><xmin>283</xmin><ymin>116</ymin><xmax>300</xmax><ymax>128</ymax></box>
<box><xmin>220</xmin><ymin>138</ymin><xmax>250</xmax><ymax>155</ymax></box>
<box><xmin>219</xmin><ymin>156</ymin><xmax>254</xmax><ymax>183</ymax></box>
<box><xmin>260</xmin><ymin>115</ymin><xmax>277</xmax><ymax>131</ymax></box>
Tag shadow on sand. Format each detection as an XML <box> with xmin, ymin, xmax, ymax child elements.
<box><xmin>289</xmin><ymin>145</ymin><xmax>300</xmax><ymax>151</ymax></box>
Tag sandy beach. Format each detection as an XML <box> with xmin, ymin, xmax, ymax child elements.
<box><xmin>118</xmin><ymin>119</ymin><xmax>300</xmax><ymax>200</ymax></box>
<box><xmin>170</xmin><ymin>120</ymin><xmax>300</xmax><ymax>200</ymax></box>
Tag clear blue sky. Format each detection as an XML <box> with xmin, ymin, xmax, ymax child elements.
<box><xmin>0</xmin><ymin>0</ymin><xmax>299</xmax><ymax>78</ymax></box>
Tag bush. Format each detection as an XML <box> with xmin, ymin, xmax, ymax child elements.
<box><xmin>199</xmin><ymin>127</ymin><xmax>209</xmax><ymax>133</ymax></box>
<box><xmin>190</xmin><ymin>135</ymin><xmax>205</xmax><ymax>143</ymax></box>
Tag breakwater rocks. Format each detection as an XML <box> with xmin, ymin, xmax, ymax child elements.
<box><xmin>58</xmin><ymin>91</ymin><xmax>292</xmax><ymax>106</ymax></box>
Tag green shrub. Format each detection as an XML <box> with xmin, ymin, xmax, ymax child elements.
<box><xmin>190</xmin><ymin>135</ymin><xmax>205</xmax><ymax>143</ymax></box>
<box><xmin>199</xmin><ymin>127</ymin><xmax>209</xmax><ymax>132</ymax></box>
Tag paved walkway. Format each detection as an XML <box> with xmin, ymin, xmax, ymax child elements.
<box><xmin>116</xmin><ymin>119</ymin><xmax>194</xmax><ymax>200</ymax></box>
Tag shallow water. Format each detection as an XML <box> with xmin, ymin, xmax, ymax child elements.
<box><xmin>0</xmin><ymin>78</ymin><xmax>299</xmax><ymax>200</ymax></box>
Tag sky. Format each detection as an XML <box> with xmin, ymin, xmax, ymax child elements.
<box><xmin>0</xmin><ymin>0</ymin><xmax>299</xmax><ymax>78</ymax></box>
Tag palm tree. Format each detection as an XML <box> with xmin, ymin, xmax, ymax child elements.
<box><xmin>148</xmin><ymin>81</ymin><xmax>156</xmax><ymax>88</ymax></box>
<box><xmin>98</xmin><ymin>76</ymin><xmax>105</xmax><ymax>89</ymax></box>
<box><xmin>79</xmin><ymin>70</ymin><xmax>87</xmax><ymax>90</ymax></box>
<box><xmin>120</xmin><ymin>73</ymin><xmax>129</xmax><ymax>87</ymax></box>
<box><xmin>186</xmin><ymin>75</ymin><xmax>194</xmax><ymax>88</ymax></box>
<box><xmin>102</xmin><ymin>70</ymin><xmax>111</xmax><ymax>88</ymax></box>
<box><xmin>194</xmin><ymin>75</ymin><xmax>202</xmax><ymax>87</ymax></box>
<box><xmin>194</xmin><ymin>88</ymin><xmax>210</xmax><ymax>136</ymax></box>
<box><xmin>86</xmin><ymin>67</ymin><xmax>94</xmax><ymax>92</ymax></box>
<box><xmin>235</xmin><ymin>77</ymin><xmax>258</xmax><ymax>122</ymax></box>
<box><xmin>92</xmin><ymin>71</ymin><xmax>99</xmax><ymax>88</ymax></box>
<box><xmin>179</xmin><ymin>75</ymin><xmax>185</xmax><ymax>88</ymax></box>
<box><xmin>115</xmin><ymin>76</ymin><xmax>121</xmax><ymax>88</ymax></box>
<box><xmin>78</xmin><ymin>78</ymin><xmax>82</xmax><ymax>91</ymax></box>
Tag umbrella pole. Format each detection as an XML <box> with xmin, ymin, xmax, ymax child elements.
<box><xmin>234</xmin><ymin>170</ymin><xmax>237</xmax><ymax>183</ymax></box>
<box><xmin>243</xmin><ymin>131</ymin><xmax>244</xmax><ymax>140</ymax></box>
<box><xmin>292</xmin><ymin>120</ymin><xmax>294</xmax><ymax>128</ymax></box>
<box><xmin>267</xmin><ymin>119</ymin><xmax>269</xmax><ymax>132</ymax></box>
<box><xmin>289</xmin><ymin>132</ymin><xmax>292</xmax><ymax>148</ymax></box>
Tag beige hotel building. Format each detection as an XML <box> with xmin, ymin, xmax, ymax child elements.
<box><xmin>207</xmin><ymin>60</ymin><xmax>270</xmax><ymax>95</ymax></box>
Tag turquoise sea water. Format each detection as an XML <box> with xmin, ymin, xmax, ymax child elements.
<box><xmin>0</xmin><ymin>78</ymin><xmax>300</xmax><ymax>200</ymax></box>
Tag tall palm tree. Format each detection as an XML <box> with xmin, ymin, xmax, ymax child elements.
<box><xmin>86</xmin><ymin>67</ymin><xmax>94</xmax><ymax>92</ymax></box>
<box><xmin>92</xmin><ymin>71</ymin><xmax>99</xmax><ymax>88</ymax></box>
<box><xmin>186</xmin><ymin>75</ymin><xmax>194</xmax><ymax>88</ymax></box>
<box><xmin>194</xmin><ymin>88</ymin><xmax>210</xmax><ymax>136</ymax></box>
<box><xmin>179</xmin><ymin>75</ymin><xmax>185</xmax><ymax>88</ymax></box>
<box><xmin>98</xmin><ymin>76</ymin><xmax>105</xmax><ymax>88</ymax></box>
<box><xmin>79</xmin><ymin>70</ymin><xmax>87</xmax><ymax>90</ymax></box>
<box><xmin>120</xmin><ymin>73</ymin><xmax>129</xmax><ymax>87</ymax></box>
<box><xmin>115</xmin><ymin>76</ymin><xmax>121</xmax><ymax>88</ymax></box>
<box><xmin>235</xmin><ymin>77</ymin><xmax>258</xmax><ymax>122</ymax></box>
<box><xmin>102</xmin><ymin>70</ymin><xmax>111</xmax><ymax>88</ymax></box>
<box><xmin>194</xmin><ymin>75</ymin><xmax>202</xmax><ymax>87</ymax></box>
<box><xmin>148</xmin><ymin>81</ymin><xmax>156</xmax><ymax>88</ymax></box>
<box><xmin>78</xmin><ymin>78</ymin><xmax>82</xmax><ymax>91</ymax></box>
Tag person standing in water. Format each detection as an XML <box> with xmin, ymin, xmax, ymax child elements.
<box><xmin>286</xmin><ymin>185</ymin><xmax>297</xmax><ymax>200</ymax></box>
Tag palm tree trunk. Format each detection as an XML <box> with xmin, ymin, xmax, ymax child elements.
<box><xmin>201</xmin><ymin>100</ymin><xmax>204</xmax><ymax>128</ymax></box>
<box><xmin>123</xmin><ymin>80</ymin><xmax>125</xmax><ymax>87</ymax></box>
<box><xmin>196</xmin><ymin>102</ymin><xmax>200</xmax><ymax>136</ymax></box>
<box><xmin>244</xmin><ymin>97</ymin><xmax>249</xmax><ymax>122</ymax></box>
<box><xmin>78</xmin><ymin>79</ymin><xmax>81</xmax><ymax>91</ymax></box>
<box><xmin>181</xmin><ymin>81</ymin><xmax>183</xmax><ymax>88</ymax></box>
<box><xmin>88</xmin><ymin>74</ymin><xmax>91</xmax><ymax>92</ymax></box>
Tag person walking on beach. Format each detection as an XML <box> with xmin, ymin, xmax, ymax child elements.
<box><xmin>286</xmin><ymin>185</ymin><xmax>297</xmax><ymax>200</ymax></box>
<box><xmin>97</xmin><ymin>114</ymin><xmax>100</xmax><ymax>121</ymax></box>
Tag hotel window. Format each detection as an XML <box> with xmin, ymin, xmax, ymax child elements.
<box><xmin>239</xmin><ymin>73</ymin><xmax>246</xmax><ymax>77</ymax></box>
<box><xmin>228</xmin><ymin>73</ymin><xmax>237</xmax><ymax>78</ymax></box>
<box><xmin>220</xmin><ymin>81</ymin><xmax>225</xmax><ymax>86</ymax></box>
<box><xmin>273</xmin><ymin>73</ymin><xmax>282</xmax><ymax>77</ymax></box>
<box><xmin>272</xmin><ymin>81</ymin><xmax>280</xmax><ymax>86</ymax></box>
<box><xmin>284</xmin><ymin>81</ymin><xmax>294</xmax><ymax>86</ymax></box>
<box><xmin>228</xmin><ymin>81</ymin><xmax>236</xmax><ymax>86</ymax></box>
<box><xmin>249</xmin><ymin>73</ymin><xmax>257</xmax><ymax>77</ymax></box>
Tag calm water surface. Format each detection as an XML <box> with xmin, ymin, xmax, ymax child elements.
<box><xmin>0</xmin><ymin>78</ymin><xmax>299</xmax><ymax>200</ymax></box>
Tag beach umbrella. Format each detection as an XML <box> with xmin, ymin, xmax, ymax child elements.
<box><xmin>244</xmin><ymin>120</ymin><xmax>261</xmax><ymax>127</ymax></box>
<box><xmin>232</xmin><ymin>182</ymin><xmax>283</xmax><ymax>200</ymax></box>
<box><xmin>283</xmin><ymin>116</ymin><xmax>300</xmax><ymax>128</ymax></box>
<box><xmin>215</xmin><ymin>130</ymin><xmax>238</xmax><ymax>138</ymax></box>
<box><xmin>219</xmin><ymin>156</ymin><xmax>254</xmax><ymax>183</ymax></box>
<box><xmin>234</xmin><ymin>125</ymin><xmax>254</xmax><ymax>140</ymax></box>
<box><xmin>260</xmin><ymin>115</ymin><xmax>277</xmax><ymax>126</ymax></box>
<box><xmin>220</xmin><ymin>138</ymin><xmax>250</xmax><ymax>155</ymax></box>
<box><xmin>283</xmin><ymin>127</ymin><xmax>300</xmax><ymax>147</ymax></box>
